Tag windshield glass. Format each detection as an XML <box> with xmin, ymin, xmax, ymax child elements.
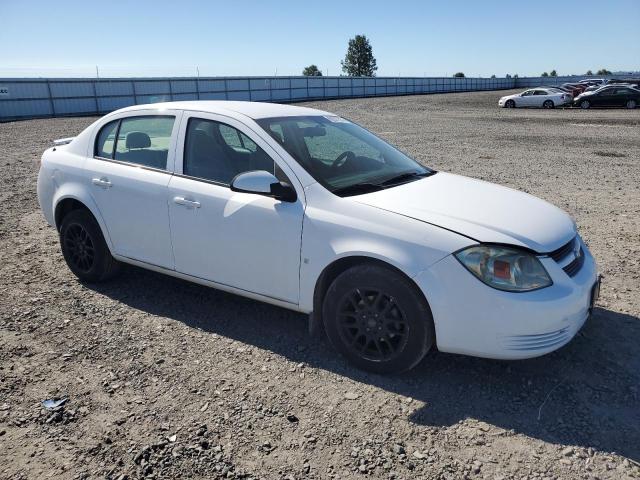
<box><xmin>256</xmin><ymin>115</ymin><xmax>434</xmax><ymax>195</ymax></box>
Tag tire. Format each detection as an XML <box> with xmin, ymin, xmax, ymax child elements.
<box><xmin>59</xmin><ymin>209</ymin><xmax>121</xmax><ymax>282</ymax></box>
<box><xmin>543</xmin><ymin>100</ymin><xmax>554</xmax><ymax>109</ymax></box>
<box><xmin>505</xmin><ymin>99</ymin><xmax>515</xmax><ymax>108</ymax></box>
<box><xmin>626</xmin><ymin>99</ymin><xmax>637</xmax><ymax>109</ymax></box>
<box><xmin>580</xmin><ymin>100</ymin><xmax>591</xmax><ymax>109</ymax></box>
<box><xmin>322</xmin><ymin>264</ymin><xmax>435</xmax><ymax>374</ymax></box>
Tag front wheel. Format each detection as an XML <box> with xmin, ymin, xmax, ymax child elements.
<box><xmin>322</xmin><ymin>264</ymin><xmax>435</xmax><ymax>374</ymax></box>
<box><xmin>505</xmin><ymin>99</ymin><xmax>516</xmax><ymax>108</ymax></box>
<box><xmin>543</xmin><ymin>100</ymin><xmax>554</xmax><ymax>109</ymax></box>
<box><xmin>626</xmin><ymin>99</ymin><xmax>637</xmax><ymax>109</ymax></box>
<box><xmin>60</xmin><ymin>209</ymin><xmax>121</xmax><ymax>282</ymax></box>
<box><xmin>580</xmin><ymin>100</ymin><xmax>591</xmax><ymax>109</ymax></box>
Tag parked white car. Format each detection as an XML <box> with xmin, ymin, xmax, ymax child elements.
<box><xmin>498</xmin><ymin>88</ymin><xmax>572</xmax><ymax>108</ymax></box>
<box><xmin>37</xmin><ymin>101</ymin><xmax>599</xmax><ymax>373</ymax></box>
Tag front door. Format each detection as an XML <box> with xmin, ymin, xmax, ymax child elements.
<box><xmin>168</xmin><ymin>113</ymin><xmax>304</xmax><ymax>304</ymax></box>
<box><xmin>85</xmin><ymin>113</ymin><xmax>180</xmax><ymax>269</ymax></box>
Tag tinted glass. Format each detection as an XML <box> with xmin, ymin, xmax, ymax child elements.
<box><xmin>256</xmin><ymin>115</ymin><xmax>432</xmax><ymax>194</ymax></box>
<box><xmin>184</xmin><ymin>118</ymin><xmax>278</xmax><ymax>185</ymax></box>
<box><xmin>533</xmin><ymin>90</ymin><xmax>547</xmax><ymax>95</ymax></box>
<box><xmin>113</xmin><ymin>116</ymin><xmax>175</xmax><ymax>170</ymax></box>
<box><xmin>95</xmin><ymin>120</ymin><xmax>118</xmax><ymax>158</ymax></box>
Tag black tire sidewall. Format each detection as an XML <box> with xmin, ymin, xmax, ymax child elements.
<box><xmin>322</xmin><ymin>264</ymin><xmax>434</xmax><ymax>374</ymax></box>
<box><xmin>60</xmin><ymin>209</ymin><xmax>115</xmax><ymax>282</ymax></box>
<box><xmin>506</xmin><ymin>100</ymin><xmax>515</xmax><ymax>108</ymax></box>
<box><xmin>543</xmin><ymin>100</ymin><xmax>554</xmax><ymax>108</ymax></box>
<box><xmin>581</xmin><ymin>100</ymin><xmax>590</xmax><ymax>109</ymax></box>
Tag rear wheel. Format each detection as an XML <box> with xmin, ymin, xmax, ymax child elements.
<box><xmin>543</xmin><ymin>100</ymin><xmax>554</xmax><ymax>109</ymax></box>
<box><xmin>322</xmin><ymin>264</ymin><xmax>434</xmax><ymax>374</ymax></box>
<box><xmin>60</xmin><ymin>209</ymin><xmax>121</xmax><ymax>282</ymax></box>
<box><xmin>580</xmin><ymin>100</ymin><xmax>591</xmax><ymax>109</ymax></box>
<box><xmin>505</xmin><ymin>99</ymin><xmax>515</xmax><ymax>108</ymax></box>
<box><xmin>626</xmin><ymin>99</ymin><xmax>637</xmax><ymax>109</ymax></box>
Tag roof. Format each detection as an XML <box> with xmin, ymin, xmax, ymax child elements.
<box><xmin>116</xmin><ymin>100</ymin><xmax>332</xmax><ymax>119</ymax></box>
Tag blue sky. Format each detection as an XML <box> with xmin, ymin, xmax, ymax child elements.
<box><xmin>1</xmin><ymin>0</ymin><xmax>638</xmax><ymax>78</ymax></box>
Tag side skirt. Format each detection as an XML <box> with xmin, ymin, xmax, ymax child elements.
<box><xmin>113</xmin><ymin>254</ymin><xmax>310</xmax><ymax>314</ymax></box>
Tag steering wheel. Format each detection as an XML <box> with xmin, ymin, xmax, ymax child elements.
<box><xmin>331</xmin><ymin>151</ymin><xmax>356</xmax><ymax>170</ymax></box>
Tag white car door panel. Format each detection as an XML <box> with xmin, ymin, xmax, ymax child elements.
<box><xmin>168</xmin><ymin>177</ymin><xmax>303</xmax><ymax>302</ymax></box>
<box><xmin>168</xmin><ymin>112</ymin><xmax>304</xmax><ymax>304</ymax></box>
<box><xmin>87</xmin><ymin>161</ymin><xmax>174</xmax><ymax>267</ymax></box>
<box><xmin>85</xmin><ymin>112</ymin><xmax>181</xmax><ymax>269</ymax></box>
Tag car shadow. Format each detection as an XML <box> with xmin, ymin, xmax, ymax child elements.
<box><xmin>86</xmin><ymin>265</ymin><xmax>640</xmax><ymax>461</ymax></box>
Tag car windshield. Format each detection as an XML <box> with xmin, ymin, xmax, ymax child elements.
<box><xmin>256</xmin><ymin>115</ymin><xmax>434</xmax><ymax>196</ymax></box>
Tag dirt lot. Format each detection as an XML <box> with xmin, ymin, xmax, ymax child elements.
<box><xmin>1</xmin><ymin>89</ymin><xmax>639</xmax><ymax>479</ymax></box>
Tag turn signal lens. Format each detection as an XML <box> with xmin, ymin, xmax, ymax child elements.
<box><xmin>455</xmin><ymin>245</ymin><xmax>552</xmax><ymax>292</ymax></box>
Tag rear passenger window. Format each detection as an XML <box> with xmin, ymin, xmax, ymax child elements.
<box><xmin>113</xmin><ymin>116</ymin><xmax>175</xmax><ymax>170</ymax></box>
<box><xmin>95</xmin><ymin>120</ymin><xmax>118</xmax><ymax>158</ymax></box>
<box><xmin>184</xmin><ymin>118</ymin><xmax>282</xmax><ymax>185</ymax></box>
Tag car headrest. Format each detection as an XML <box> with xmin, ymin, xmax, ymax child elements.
<box><xmin>125</xmin><ymin>131</ymin><xmax>151</xmax><ymax>149</ymax></box>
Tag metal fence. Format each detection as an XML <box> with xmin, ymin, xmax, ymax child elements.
<box><xmin>0</xmin><ymin>74</ymin><xmax>633</xmax><ymax>121</ymax></box>
<box><xmin>0</xmin><ymin>76</ymin><xmax>515</xmax><ymax>121</ymax></box>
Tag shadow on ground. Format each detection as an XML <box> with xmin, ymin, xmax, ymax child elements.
<box><xmin>87</xmin><ymin>265</ymin><xmax>640</xmax><ymax>461</ymax></box>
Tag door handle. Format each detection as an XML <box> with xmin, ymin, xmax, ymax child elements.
<box><xmin>173</xmin><ymin>196</ymin><xmax>201</xmax><ymax>209</ymax></box>
<box><xmin>92</xmin><ymin>177</ymin><xmax>112</xmax><ymax>188</ymax></box>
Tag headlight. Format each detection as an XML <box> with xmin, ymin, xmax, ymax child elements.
<box><xmin>455</xmin><ymin>245</ymin><xmax>552</xmax><ymax>292</ymax></box>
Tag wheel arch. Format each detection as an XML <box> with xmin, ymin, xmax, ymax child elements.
<box><xmin>52</xmin><ymin>187</ymin><xmax>114</xmax><ymax>252</ymax></box>
<box><xmin>310</xmin><ymin>255</ymin><xmax>432</xmax><ymax>335</ymax></box>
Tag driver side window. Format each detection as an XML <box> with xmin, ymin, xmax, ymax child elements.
<box><xmin>183</xmin><ymin>118</ymin><xmax>285</xmax><ymax>185</ymax></box>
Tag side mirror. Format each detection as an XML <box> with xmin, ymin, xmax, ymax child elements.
<box><xmin>230</xmin><ymin>170</ymin><xmax>297</xmax><ymax>202</ymax></box>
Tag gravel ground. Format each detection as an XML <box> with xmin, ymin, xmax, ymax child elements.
<box><xmin>1</xmin><ymin>89</ymin><xmax>639</xmax><ymax>480</ymax></box>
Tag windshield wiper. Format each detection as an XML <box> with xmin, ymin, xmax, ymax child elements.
<box><xmin>379</xmin><ymin>170</ymin><xmax>435</xmax><ymax>186</ymax></box>
<box><xmin>331</xmin><ymin>182</ymin><xmax>387</xmax><ymax>197</ymax></box>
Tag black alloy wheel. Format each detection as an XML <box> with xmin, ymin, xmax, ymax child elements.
<box><xmin>336</xmin><ymin>288</ymin><xmax>410</xmax><ymax>362</ymax></box>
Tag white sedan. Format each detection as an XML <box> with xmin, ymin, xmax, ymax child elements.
<box><xmin>37</xmin><ymin>101</ymin><xmax>599</xmax><ymax>373</ymax></box>
<box><xmin>498</xmin><ymin>88</ymin><xmax>572</xmax><ymax>108</ymax></box>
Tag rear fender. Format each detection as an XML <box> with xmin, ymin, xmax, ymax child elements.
<box><xmin>52</xmin><ymin>183</ymin><xmax>114</xmax><ymax>253</ymax></box>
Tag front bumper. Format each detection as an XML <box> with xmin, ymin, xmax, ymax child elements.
<box><xmin>414</xmin><ymin>237</ymin><xmax>598</xmax><ymax>360</ymax></box>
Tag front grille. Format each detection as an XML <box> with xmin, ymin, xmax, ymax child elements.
<box><xmin>563</xmin><ymin>249</ymin><xmax>585</xmax><ymax>277</ymax></box>
<box><xmin>548</xmin><ymin>237</ymin><xmax>576</xmax><ymax>262</ymax></box>
<box><xmin>545</xmin><ymin>236</ymin><xmax>584</xmax><ymax>277</ymax></box>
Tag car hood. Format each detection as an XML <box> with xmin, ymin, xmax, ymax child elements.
<box><xmin>353</xmin><ymin>172</ymin><xmax>576</xmax><ymax>253</ymax></box>
<box><xmin>500</xmin><ymin>94</ymin><xmax>519</xmax><ymax>101</ymax></box>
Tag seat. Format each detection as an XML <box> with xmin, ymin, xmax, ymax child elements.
<box><xmin>125</xmin><ymin>131</ymin><xmax>151</xmax><ymax>149</ymax></box>
<box><xmin>186</xmin><ymin>131</ymin><xmax>236</xmax><ymax>184</ymax></box>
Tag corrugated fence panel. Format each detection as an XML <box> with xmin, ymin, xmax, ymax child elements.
<box><xmin>5</xmin><ymin>73</ymin><xmax>632</xmax><ymax>121</ymax></box>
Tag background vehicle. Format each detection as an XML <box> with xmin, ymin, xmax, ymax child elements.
<box><xmin>561</xmin><ymin>83</ymin><xmax>586</xmax><ymax>96</ymax></box>
<box><xmin>498</xmin><ymin>88</ymin><xmax>571</xmax><ymax>108</ymax></box>
<box><xmin>574</xmin><ymin>85</ymin><xmax>640</xmax><ymax>109</ymax></box>
<box><xmin>578</xmin><ymin>79</ymin><xmax>605</xmax><ymax>86</ymax></box>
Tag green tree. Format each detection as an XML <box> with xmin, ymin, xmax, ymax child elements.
<box><xmin>341</xmin><ymin>35</ymin><xmax>377</xmax><ymax>76</ymax></box>
<box><xmin>586</xmin><ymin>70</ymin><xmax>593</xmax><ymax>75</ymax></box>
<box><xmin>453</xmin><ymin>72</ymin><xmax>465</xmax><ymax>78</ymax></box>
<box><xmin>505</xmin><ymin>74</ymin><xmax>512</xmax><ymax>79</ymax></box>
<box><xmin>491</xmin><ymin>74</ymin><xmax>496</xmax><ymax>78</ymax></box>
<box><xmin>550</xmin><ymin>69</ymin><xmax>557</xmax><ymax>77</ymax></box>
<box><xmin>596</xmin><ymin>68</ymin><xmax>612</xmax><ymax>75</ymax></box>
<box><xmin>302</xmin><ymin>65</ymin><xmax>322</xmax><ymax>76</ymax></box>
<box><xmin>513</xmin><ymin>74</ymin><xmax>519</xmax><ymax>78</ymax></box>
<box><xmin>541</xmin><ymin>72</ymin><xmax>549</xmax><ymax>77</ymax></box>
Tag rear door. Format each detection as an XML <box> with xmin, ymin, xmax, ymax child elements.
<box><xmin>593</xmin><ymin>88</ymin><xmax>615</xmax><ymax>107</ymax></box>
<box><xmin>85</xmin><ymin>112</ymin><xmax>181</xmax><ymax>269</ymax></box>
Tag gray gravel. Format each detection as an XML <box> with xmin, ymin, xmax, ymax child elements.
<box><xmin>1</xmin><ymin>90</ymin><xmax>639</xmax><ymax>479</ymax></box>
